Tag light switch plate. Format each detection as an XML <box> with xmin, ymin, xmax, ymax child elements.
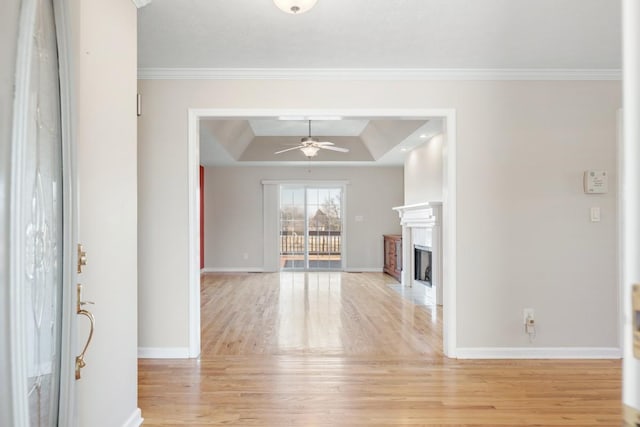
<box><xmin>590</xmin><ymin>207</ymin><xmax>601</xmax><ymax>222</ymax></box>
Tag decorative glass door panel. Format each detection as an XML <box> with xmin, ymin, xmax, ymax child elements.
<box><xmin>280</xmin><ymin>186</ymin><xmax>343</xmax><ymax>270</ymax></box>
<box><xmin>11</xmin><ymin>0</ymin><xmax>65</xmax><ymax>425</ymax></box>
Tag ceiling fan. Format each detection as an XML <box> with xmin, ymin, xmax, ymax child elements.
<box><xmin>274</xmin><ymin>120</ymin><xmax>350</xmax><ymax>158</ymax></box>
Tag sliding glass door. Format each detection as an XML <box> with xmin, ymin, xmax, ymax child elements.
<box><xmin>280</xmin><ymin>186</ymin><xmax>306</xmax><ymax>269</ymax></box>
<box><xmin>306</xmin><ymin>187</ymin><xmax>342</xmax><ymax>269</ymax></box>
<box><xmin>280</xmin><ymin>185</ymin><xmax>344</xmax><ymax>271</ymax></box>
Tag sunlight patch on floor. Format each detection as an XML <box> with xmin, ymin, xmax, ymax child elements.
<box><xmin>388</xmin><ymin>282</ymin><xmax>434</xmax><ymax>306</ymax></box>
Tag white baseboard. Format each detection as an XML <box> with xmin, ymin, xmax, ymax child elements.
<box><xmin>201</xmin><ymin>267</ymin><xmax>383</xmax><ymax>273</ymax></box>
<box><xmin>122</xmin><ymin>408</ymin><xmax>143</xmax><ymax>427</ymax></box>
<box><xmin>456</xmin><ymin>347</ymin><xmax>622</xmax><ymax>359</ymax></box>
<box><xmin>201</xmin><ymin>267</ymin><xmax>265</xmax><ymax>273</ymax></box>
<box><xmin>138</xmin><ymin>347</ymin><xmax>191</xmax><ymax>359</ymax></box>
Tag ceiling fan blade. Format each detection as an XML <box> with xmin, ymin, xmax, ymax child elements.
<box><xmin>315</xmin><ymin>141</ymin><xmax>334</xmax><ymax>146</ymax></box>
<box><xmin>275</xmin><ymin>145</ymin><xmax>304</xmax><ymax>154</ymax></box>
<box><xmin>320</xmin><ymin>145</ymin><xmax>349</xmax><ymax>153</ymax></box>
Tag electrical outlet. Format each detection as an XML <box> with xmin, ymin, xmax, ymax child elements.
<box><xmin>523</xmin><ymin>308</ymin><xmax>535</xmax><ymax>324</ymax></box>
<box><xmin>243</xmin><ymin>252</ymin><xmax>249</xmax><ymax>260</ymax></box>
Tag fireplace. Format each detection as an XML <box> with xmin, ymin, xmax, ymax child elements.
<box><xmin>414</xmin><ymin>245</ymin><xmax>432</xmax><ymax>286</ymax></box>
<box><xmin>393</xmin><ymin>202</ymin><xmax>443</xmax><ymax>305</ymax></box>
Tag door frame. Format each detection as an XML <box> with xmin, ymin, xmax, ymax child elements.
<box><xmin>54</xmin><ymin>0</ymin><xmax>78</xmax><ymax>423</ymax></box>
<box><xmin>188</xmin><ymin>108</ymin><xmax>458</xmax><ymax>358</ymax></box>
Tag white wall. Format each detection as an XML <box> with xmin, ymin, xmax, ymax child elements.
<box><xmin>138</xmin><ymin>79</ymin><xmax>620</xmax><ymax>353</ymax></box>
<box><xmin>73</xmin><ymin>0</ymin><xmax>140</xmax><ymax>425</ymax></box>
<box><xmin>404</xmin><ymin>134</ymin><xmax>444</xmax><ymax>204</ymax></box>
<box><xmin>203</xmin><ymin>166</ymin><xmax>403</xmax><ymax>271</ymax></box>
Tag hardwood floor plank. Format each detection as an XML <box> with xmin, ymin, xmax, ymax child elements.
<box><xmin>139</xmin><ymin>272</ymin><xmax>621</xmax><ymax>426</ymax></box>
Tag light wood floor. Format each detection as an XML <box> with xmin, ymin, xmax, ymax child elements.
<box><xmin>138</xmin><ymin>272</ymin><xmax>622</xmax><ymax>426</ymax></box>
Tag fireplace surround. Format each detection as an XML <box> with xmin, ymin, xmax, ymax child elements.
<box><xmin>392</xmin><ymin>202</ymin><xmax>443</xmax><ymax>305</ymax></box>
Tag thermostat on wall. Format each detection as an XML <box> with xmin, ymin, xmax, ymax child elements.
<box><xmin>583</xmin><ymin>170</ymin><xmax>608</xmax><ymax>194</ymax></box>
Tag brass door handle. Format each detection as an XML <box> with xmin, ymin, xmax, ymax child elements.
<box><xmin>76</xmin><ymin>284</ymin><xmax>95</xmax><ymax>380</ymax></box>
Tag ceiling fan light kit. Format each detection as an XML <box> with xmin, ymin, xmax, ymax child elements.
<box><xmin>274</xmin><ymin>120</ymin><xmax>350</xmax><ymax>158</ymax></box>
<box><xmin>273</xmin><ymin>0</ymin><xmax>318</xmax><ymax>14</ymax></box>
<box><xmin>300</xmin><ymin>146</ymin><xmax>320</xmax><ymax>157</ymax></box>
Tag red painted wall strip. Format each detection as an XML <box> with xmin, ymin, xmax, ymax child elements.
<box><xmin>200</xmin><ymin>165</ymin><xmax>204</xmax><ymax>269</ymax></box>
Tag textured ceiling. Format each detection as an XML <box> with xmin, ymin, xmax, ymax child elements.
<box><xmin>138</xmin><ymin>0</ymin><xmax>621</xmax><ymax>70</ymax></box>
<box><xmin>140</xmin><ymin>1</ymin><xmax>620</xmax><ymax>165</ymax></box>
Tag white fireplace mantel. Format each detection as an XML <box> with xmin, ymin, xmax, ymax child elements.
<box><xmin>392</xmin><ymin>202</ymin><xmax>443</xmax><ymax>305</ymax></box>
<box><xmin>393</xmin><ymin>202</ymin><xmax>442</xmax><ymax>228</ymax></box>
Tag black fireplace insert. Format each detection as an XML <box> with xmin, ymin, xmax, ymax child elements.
<box><xmin>414</xmin><ymin>245</ymin><xmax>432</xmax><ymax>286</ymax></box>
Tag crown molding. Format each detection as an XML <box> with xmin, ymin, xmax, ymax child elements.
<box><xmin>137</xmin><ymin>67</ymin><xmax>621</xmax><ymax>81</ymax></box>
<box><xmin>131</xmin><ymin>0</ymin><xmax>152</xmax><ymax>8</ymax></box>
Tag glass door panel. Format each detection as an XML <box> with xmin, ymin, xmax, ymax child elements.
<box><xmin>307</xmin><ymin>188</ymin><xmax>342</xmax><ymax>270</ymax></box>
<box><xmin>280</xmin><ymin>187</ymin><xmax>306</xmax><ymax>269</ymax></box>
<box><xmin>280</xmin><ymin>185</ymin><xmax>343</xmax><ymax>271</ymax></box>
<box><xmin>12</xmin><ymin>0</ymin><xmax>65</xmax><ymax>425</ymax></box>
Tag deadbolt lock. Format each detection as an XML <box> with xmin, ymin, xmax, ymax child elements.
<box><xmin>77</xmin><ymin>243</ymin><xmax>87</xmax><ymax>273</ymax></box>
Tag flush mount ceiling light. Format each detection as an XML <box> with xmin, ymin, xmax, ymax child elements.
<box><xmin>273</xmin><ymin>0</ymin><xmax>318</xmax><ymax>14</ymax></box>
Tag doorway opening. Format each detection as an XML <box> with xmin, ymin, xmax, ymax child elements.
<box><xmin>188</xmin><ymin>108</ymin><xmax>458</xmax><ymax>358</ymax></box>
<box><xmin>280</xmin><ymin>185</ymin><xmax>344</xmax><ymax>271</ymax></box>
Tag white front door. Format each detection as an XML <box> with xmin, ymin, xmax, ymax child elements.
<box><xmin>2</xmin><ymin>0</ymin><xmax>78</xmax><ymax>425</ymax></box>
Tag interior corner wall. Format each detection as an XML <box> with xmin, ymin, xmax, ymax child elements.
<box><xmin>203</xmin><ymin>166</ymin><xmax>403</xmax><ymax>272</ymax></box>
<box><xmin>137</xmin><ymin>78</ymin><xmax>621</xmax><ymax>353</ymax></box>
<box><xmin>404</xmin><ymin>134</ymin><xmax>444</xmax><ymax>204</ymax></box>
